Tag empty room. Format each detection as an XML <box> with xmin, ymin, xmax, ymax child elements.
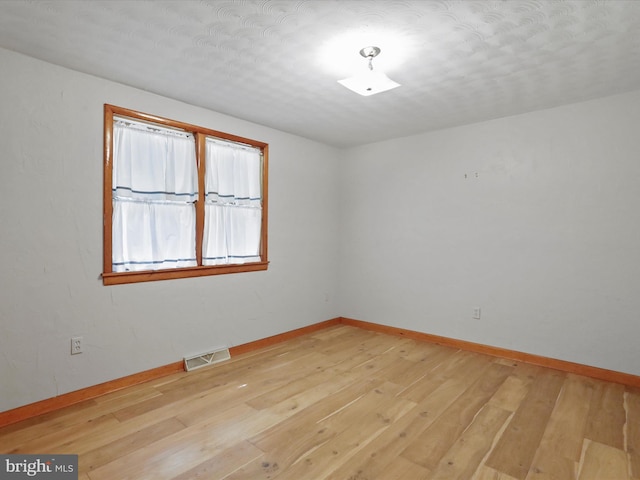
<box><xmin>1</xmin><ymin>0</ymin><xmax>640</xmax><ymax>479</ymax></box>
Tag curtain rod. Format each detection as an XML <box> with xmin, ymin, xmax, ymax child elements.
<box><xmin>205</xmin><ymin>136</ymin><xmax>262</xmax><ymax>153</ymax></box>
<box><xmin>114</xmin><ymin>116</ymin><xmax>194</xmax><ymax>139</ymax></box>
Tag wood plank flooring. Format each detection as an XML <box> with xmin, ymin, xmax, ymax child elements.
<box><xmin>1</xmin><ymin>324</ymin><xmax>638</xmax><ymax>479</ymax></box>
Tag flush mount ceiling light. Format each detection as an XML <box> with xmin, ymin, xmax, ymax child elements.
<box><xmin>338</xmin><ymin>46</ymin><xmax>401</xmax><ymax>96</ymax></box>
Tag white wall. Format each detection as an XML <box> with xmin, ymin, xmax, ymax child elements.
<box><xmin>3</xmin><ymin>45</ymin><xmax>640</xmax><ymax>414</ymax></box>
<box><xmin>0</xmin><ymin>48</ymin><xmax>341</xmax><ymax>412</ymax></box>
<box><xmin>338</xmin><ymin>90</ymin><xmax>640</xmax><ymax>376</ymax></box>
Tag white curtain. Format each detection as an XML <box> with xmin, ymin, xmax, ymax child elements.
<box><xmin>203</xmin><ymin>138</ymin><xmax>262</xmax><ymax>265</ymax></box>
<box><xmin>112</xmin><ymin>119</ymin><xmax>198</xmax><ymax>272</ymax></box>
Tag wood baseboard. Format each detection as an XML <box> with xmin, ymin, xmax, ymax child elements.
<box><xmin>339</xmin><ymin>317</ymin><xmax>640</xmax><ymax>388</ymax></box>
<box><xmin>0</xmin><ymin>318</ymin><xmax>342</xmax><ymax>428</ymax></box>
<box><xmin>3</xmin><ymin>315</ymin><xmax>638</xmax><ymax>428</ymax></box>
<box><xmin>0</xmin><ymin>361</ymin><xmax>184</xmax><ymax>429</ymax></box>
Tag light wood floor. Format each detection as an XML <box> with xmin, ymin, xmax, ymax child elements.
<box><xmin>1</xmin><ymin>325</ymin><xmax>639</xmax><ymax>479</ymax></box>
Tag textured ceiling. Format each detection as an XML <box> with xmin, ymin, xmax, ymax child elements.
<box><xmin>1</xmin><ymin>0</ymin><xmax>640</xmax><ymax>147</ymax></box>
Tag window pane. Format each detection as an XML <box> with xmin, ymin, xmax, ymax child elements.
<box><xmin>203</xmin><ymin>204</ymin><xmax>261</xmax><ymax>265</ymax></box>
<box><xmin>204</xmin><ymin>139</ymin><xmax>262</xmax><ymax>206</ymax></box>
<box><xmin>113</xmin><ymin>119</ymin><xmax>197</xmax><ymax>202</ymax></box>
<box><xmin>112</xmin><ymin>200</ymin><xmax>197</xmax><ymax>272</ymax></box>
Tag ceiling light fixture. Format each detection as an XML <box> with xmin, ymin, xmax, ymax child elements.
<box><xmin>338</xmin><ymin>46</ymin><xmax>401</xmax><ymax>96</ymax></box>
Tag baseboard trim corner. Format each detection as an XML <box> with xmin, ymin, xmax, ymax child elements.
<box><xmin>229</xmin><ymin>317</ymin><xmax>342</xmax><ymax>356</ymax></box>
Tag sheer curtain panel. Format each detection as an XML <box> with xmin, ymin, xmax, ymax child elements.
<box><xmin>112</xmin><ymin>119</ymin><xmax>198</xmax><ymax>272</ymax></box>
<box><xmin>203</xmin><ymin>139</ymin><xmax>262</xmax><ymax>265</ymax></box>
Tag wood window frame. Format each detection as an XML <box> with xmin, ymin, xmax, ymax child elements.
<box><xmin>102</xmin><ymin>104</ymin><xmax>269</xmax><ymax>286</ymax></box>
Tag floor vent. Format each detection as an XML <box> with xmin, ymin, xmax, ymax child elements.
<box><xmin>184</xmin><ymin>347</ymin><xmax>231</xmax><ymax>372</ymax></box>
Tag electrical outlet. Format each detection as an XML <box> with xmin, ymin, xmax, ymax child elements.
<box><xmin>473</xmin><ymin>308</ymin><xmax>481</xmax><ymax>320</ymax></box>
<box><xmin>71</xmin><ymin>336</ymin><xmax>83</xmax><ymax>355</ymax></box>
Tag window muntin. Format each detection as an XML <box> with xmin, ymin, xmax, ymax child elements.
<box><xmin>102</xmin><ymin>105</ymin><xmax>268</xmax><ymax>285</ymax></box>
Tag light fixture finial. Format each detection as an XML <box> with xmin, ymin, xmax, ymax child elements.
<box><xmin>359</xmin><ymin>46</ymin><xmax>380</xmax><ymax>71</ymax></box>
<box><xmin>359</xmin><ymin>46</ymin><xmax>381</xmax><ymax>59</ymax></box>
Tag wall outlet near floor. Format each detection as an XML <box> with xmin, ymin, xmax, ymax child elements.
<box><xmin>473</xmin><ymin>308</ymin><xmax>481</xmax><ymax>320</ymax></box>
<box><xmin>71</xmin><ymin>336</ymin><xmax>83</xmax><ymax>355</ymax></box>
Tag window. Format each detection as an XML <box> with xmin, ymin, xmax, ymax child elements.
<box><xmin>102</xmin><ymin>105</ymin><xmax>268</xmax><ymax>285</ymax></box>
